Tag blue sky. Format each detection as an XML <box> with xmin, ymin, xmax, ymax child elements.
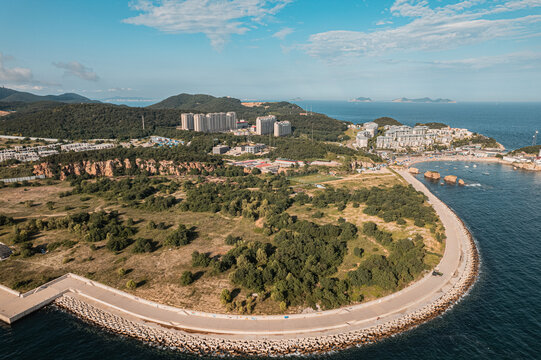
<box><xmin>1</xmin><ymin>0</ymin><xmax>541</xmax><ymax>102</ymax></box>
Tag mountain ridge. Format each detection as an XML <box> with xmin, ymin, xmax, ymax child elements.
<box><xmin>0</xmin><ymin>87</ymin><xmax>99</xmax><ymax>104</ymax></box>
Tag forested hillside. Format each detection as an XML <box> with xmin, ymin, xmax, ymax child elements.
<box><xmin>0</xmin><ymin>103</ymin><xmax>181</xmax><ymax>139</ymax></box>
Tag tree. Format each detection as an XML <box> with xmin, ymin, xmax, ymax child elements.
<box><xmin>180</xmin><ymin>271</ymin><xmax>194</xmax><ymax>286</ymax></box>
<box><xmin>164</xmin><ymin>224</ymin><xmax>195</xmax><ymax>247</ymax></box>
<box><xmin>126</xmin><ymin>280</ymin><xmax>136</xmax><ymax>289</ymax></box>
<box><xmin>106</xmin><ymin>234</ymin><xmax>130</xmax><ymax>252</ymax></box>
<box><xmin>220</xmin><ymin>289</ymin><xmax>232</xmax><ymax>305</ymax></box>
<box><xmin>132</xmin><ymin>238</ymin><xmax>153</xmax><ymax>253</ymax></box>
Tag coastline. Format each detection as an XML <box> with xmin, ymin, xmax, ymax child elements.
<box><xmin>399</xmin><ymin>155</ymin><xmax>541</xmax><ymax>171</ymax></box>
<box><xmin>43</xmin><ymin>170</ymin><xmax>480</xmax><ymax>356</ymax></box>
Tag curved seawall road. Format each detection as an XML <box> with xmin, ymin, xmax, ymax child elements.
<box><xmin>0</xmin><ymin>169</ymin><xmax>479</xmax><ymax>355</ymax></box>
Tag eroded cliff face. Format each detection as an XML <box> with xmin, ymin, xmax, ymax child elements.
<box><xmin>33</xmin><ymin>158</ymin><xmax>215</xmax><ymax>180</ymax></box>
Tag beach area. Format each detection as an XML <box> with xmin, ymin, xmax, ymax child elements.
<box><xmin>0</xmin><ymin>170</ymin><xmax>479</xmax><ymax>356</ymax></box>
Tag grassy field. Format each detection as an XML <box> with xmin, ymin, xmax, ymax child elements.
<box><xmin>0</xmin><ymin>169</ymin><xmax>445</xmax><ymax>314</ymax></box>
<box><xmin>288</xmin><ymin>173</ymin><xmax>342</xmax><ymax>184</ymax></box>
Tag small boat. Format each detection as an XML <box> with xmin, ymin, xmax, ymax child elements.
<box><xmin>473</xmin><ymin>164</ymin><xmax>477</xmax><ymax>168</ymax></box>
<box><xmin>465</xmin><ymin>165</ymin><xmax>469</xmax><ymax>168</ymax></box>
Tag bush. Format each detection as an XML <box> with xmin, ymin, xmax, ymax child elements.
<box><xmin>164</xmin><ymin>224</ymin><xmax>195</xmax><ymax>247</ymax></box>
<box><xmin>312</xmin><ymin>211</ymin><xmax>324</xmax><ymax>219</ymax></box>
<box><xmin>191</xmin><ymin>251</ymin><xmax>211</xmax><ymax>267</ymax></box>
<box><xmin>220</xmin><ymin>289</ymin><xmax>232</xmax><ymax>305</ymax></box>
<box><xmin>126</xmin><ymin>280</ymin><xmax>137</xmax><ymax>289</ymax></box>
<box><xmin>106</xmin><ymin>235</ymin><xmax>130</xmax><ymax>252</ymax></box>
<box><xmin>117</xmin><ymin>268</ymin><xmax>127</xmax><ymax>276</ymax></box>
<box><xmin>414</xmin><ymin>219</ymin><xmax>425</xmax><ymax>227</ymax></box>
<box><xmin>353</xmin><ymin>247</ymin><xmax>364</xmax><ymax>258</ymax></box>
<box><xmin>132</xmin><ymin>238</ymin><xmax>153</xmax><ymax>253</ymax></box>
<box><xmin>225</xmin><ymin>235</ymin><xmax>241</xmax><ymax>245</ymax></box>
<box><xmin>396</xmin><ymin>218</ymin><xmax>406</xmax><ymax>225</ymax></box>
<box><xmin>180</xmin><ymin>271</ymin><xmax>194</xmax><ymax>286</ymax></box>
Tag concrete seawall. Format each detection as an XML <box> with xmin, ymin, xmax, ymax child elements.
<box><xmin>1</xmin><ymin>169</ymin><xmax>479</xmax><ymax>355</ymax></box>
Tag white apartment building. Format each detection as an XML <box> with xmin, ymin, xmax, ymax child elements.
<box><xmin>188</xmin><ymin>112</ymin><xmax>238</xmax><ymax>133</ymax></box>
<box><xmin>181</xmin><ymin>113</ymin><xmax>194</xmax><ymax>130</ymax></box>
<box><xmin>377</xmin><ymin>125</ymin><xmax>436</xmax><ymax>150</ymax></box>
<box><xmin>274</xmin><ymin>121</ymin><xmax>291</xmax><ymax>137</ymax></box>
<box><xmin>256</xmin><ymin>115</ymin><xmax>277</xmax><ymax>135</ymax></box>
<box><xmin>356</xmin><ymin>132</ymin><xmax>369</xmax><ymax>148</ymax></box>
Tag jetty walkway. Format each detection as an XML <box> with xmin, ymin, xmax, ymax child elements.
<box><xmin>0</xmin><ymin>169</ymin><xmax>476</xmax><ymax>345</ymax></box>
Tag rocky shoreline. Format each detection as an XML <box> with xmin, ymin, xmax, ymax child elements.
<box><xmin>54</xmin><ymin>205</ymin><xmax>479</xmax><ymax>357</ymax></box>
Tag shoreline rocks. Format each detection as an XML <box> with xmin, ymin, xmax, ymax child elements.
<box><xmin>444</xmin><ymin>175</ymin><xmax>457</xmax><ymax>184</ymax></box>
<box><xmin>408</xmin><ymin>167</ymin><xmax>420</xmax><ymax>174</ymax></box>
<box><xmin>424</xmin><ymin>171</ymin><xmax>441</xmax><ymax>180</ymax></box>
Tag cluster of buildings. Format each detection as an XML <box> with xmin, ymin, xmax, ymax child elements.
<box><xmin>229</xmin><ymin>158</ymin><xmax>305</xmax><ymax>174</ymax></box>
<box><xmin>212</xmin><ymin>143</ymin><xmax>268</xmax><ymax>156</ymax></box>
<box><xmin>355</xmin><ymin>122</ymin><xmax>378</xmax><ymax>148</ymax></box>
<box><xmin>150</xmin><ymin>136</ymin><xmax>184</xmax><ymax>147</ymax></box>
<box><xmin>0</xmin><ymin>142</ymin><xmax>115</xmax><ymax>162</ymax></box>
<box><xmin>502</xmin><ymin>148</ymin><xmax>541</xmax><ymax>166</ymax></box>
<box><xmin>181</xmin><ymin>112</ymin><xmax>238</xmax><ymax>133</ymax></box>
<box><xmin>60</xmin><ymin>143</ymin><xmax>115</xmax><ymax>152</ymax></box>
<box><xmin>354</xmin><ymin>122</ymin><xmax>474</xmax><ymax>151</ymax></box>
<box><xmin>179</xmin><ymin>112</ymin><xmax>292</xmax><ymax>138</ymax></box>
<box><xmin>256</xmin><ymin>116</ymin><xmax>292</xmax><ymax>137</ymax></box>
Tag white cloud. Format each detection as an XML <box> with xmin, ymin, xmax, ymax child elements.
<box><xmin>0</xmin><ymin>52</ymin><xmax>34</xmax><ymax>84</ymax></box>
<box><xmin>53</xmin><ymin>61</ymin><xmax>100</xmax><ymax>81</ymax></box>
<box><xmin>124</xmin><ymin>0</ymin><xmax>293</xmax><ymax>50</ymax></box>
<box><xmin>427</xmin><ymin>51</ymin><xmax>541</xmax><ymax>70</ymax></box>
<box><xmin>273</xmin><ymin>27</ymin><xmax>294</xmax><ymax>39</ymax></box>
<box><xmin>303</xmin><ymin>0</ymin><xmax>541</xmax><ymax>60</ymax></box>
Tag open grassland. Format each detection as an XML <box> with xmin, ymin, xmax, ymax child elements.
<box><xmin>288</xmin><ymin>173</ymin><xmax>342</xmax><ymax>185</ymax></box>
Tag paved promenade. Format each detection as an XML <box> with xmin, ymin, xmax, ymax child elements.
<box><xmin>0</xmin><ymin>169</ymin><xmax>472</xmax><ymax>339</ymax></box>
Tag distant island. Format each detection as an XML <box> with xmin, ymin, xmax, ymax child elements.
<box><xmin>349</xmin><ymin>97</ymin><xmax>372</xmax><ymax>103</ymax></box>
<box><xmin>392</xmin><ymin>97</ymin><xmax>456</xmax><ymax>104</ymax></box>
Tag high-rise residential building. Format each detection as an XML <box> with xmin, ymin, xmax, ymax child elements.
<box><xmin>256</xmin><ymin>115</ymin><xmax>277</xmax><ymax>135</ymax></box>
<box><xmin>274</xmin><ymin>121</ymin><xmax>292</xmax><ymax>137</ymax></box>
<box><xmin>187</xmin><ymin>112</ymin><xmax>238</xmax><ymax>133</ymax></box>
<box><xmin>180</xmin><ymin>113</ymin><xmax>194</xmax><ymax>130</ymax></box>
<box><xmin>226</xmin><ymin>112</ymin><xmax>237</xmax><ymax>130</ymax></box>
<box><xmin>194</xmin><ymin>114</ymin><xmax>208</xmax><ymax>132</ymax></box>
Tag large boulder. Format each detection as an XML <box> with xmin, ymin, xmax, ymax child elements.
<box><xmin>408</xmin><ymin>167</ymin><xmax>420</xmax><ymax>174</ymax></box>
<box><xmin>444</xmin><ymin>175</ymin><xmax>457</xmax><ymax>184</ymax></box>
<box><xmin>458</xmin><ymin>179</ymin><xmax>465</xmax><ymax>186</ymax></box>
<box><xmin>424</xmin><ymin>171</ymin><xmax>441</xmax><ymax>180</ymax></box>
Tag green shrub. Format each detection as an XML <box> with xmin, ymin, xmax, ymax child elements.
<box><xmin>106</xmin><ymin>235</ymin><xmax>130</xmax><ymax>252</ymax></box>
<box><xmin>132</xmin><ymin>238</ymin><xmax>153</xmax><ymax>253</ymax></box>
<box><xmin>126</xmin><ymin>280</ymin><xmax>137</xmax><ymax>289</ymax></box>
<box><xmin>180</xmin><ymin>271</ymin><xmax>194</xmax><ymax>286</ymax></box>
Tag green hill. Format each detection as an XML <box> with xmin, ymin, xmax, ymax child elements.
<box><xmin>416</xmin><ymin>122</ymin><xmax>449</xmax><ymax>129</ymax></box>
<box><xmin>510</xmin><ymin>145</ymin><xmax>541</xmax><ymax>155</ymax></box>
<box><xmin>0</xmin><ymin>92</ymin><xmax>348</xmax><ymax>142</ymax></box>
<box><xmin>374</xmin><ymin>117</ymin><xmax>402</xmax><ymax>126</ymax></box>
<box><xmin>0</xmin><ymin>103</ymin><xmax>180</xmax><ymax>139</ymax></box>
<box><xmin>0</xmin><ymin>87</ymin><xmax>98</xmax><ymax>104</ymax></box>
<box><xmin>148</xmin><ymin>93</ymin><xmax>302</xmax><ymax>119</ymax></box>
